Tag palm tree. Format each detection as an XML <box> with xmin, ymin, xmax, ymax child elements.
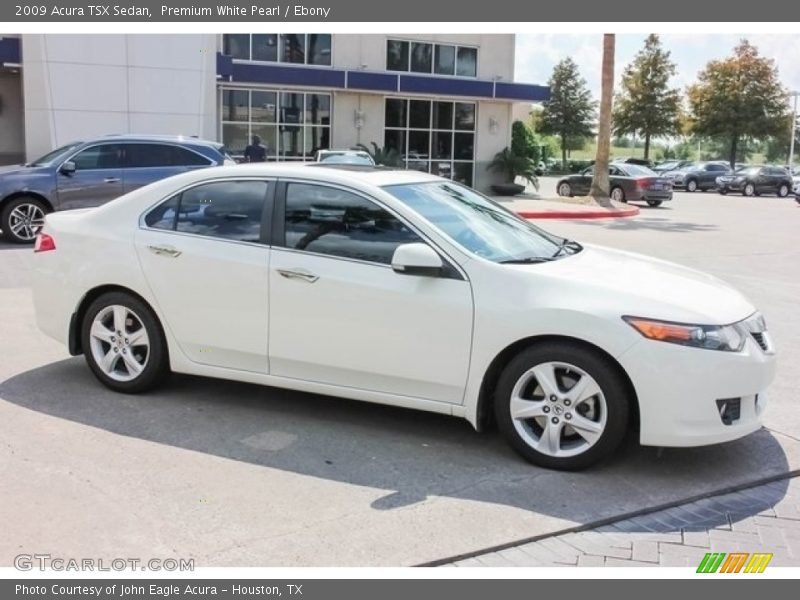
<box><xmin>590</xmin><ymin>34</ymin><xmax>615</xmax><ymax>206</ymax></box>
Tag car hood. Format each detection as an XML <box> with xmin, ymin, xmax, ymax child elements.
<box><xmin>0</xmin><ymin>164</ymin><xmax>51</xmax><ymax>179</ymax></box>
<box><xmin>533</xmin><ymin>244</ymin><xmax>755</xmax><ymax>325</ymax></box>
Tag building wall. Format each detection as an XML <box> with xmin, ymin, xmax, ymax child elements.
<box><xmin>0</xmin><ymin>71</ymin><xmax>24</xmax><ymax>164</ymax></box>
<box><xmin>21</xmin><ymin>34</ymin><xmax>218</xmax><ymax>161</ymax></box>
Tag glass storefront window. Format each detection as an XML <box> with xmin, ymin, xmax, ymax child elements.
<box><xmin>220</xmin><ymin>88</ymin><xmax>331</xmax><ymax>162</ymax></box>
<box><xmin>410</xmin><ymin>42</ymin><xmax>433</xmax><ymax>73</ymax></box>
<box><xmin>434</xmin><ymin>45</ymin><xmax>456</xmax><ymax>76</ymax></box>
<box><xmin>387</xmin><ymin>39</ymin><xmax>478</xmax><ymax>78</ymax></box>
<box><xmin>456</xmin><ymin>47</ymin><xmax>478</xmax><ymax>77</ymax></box>
<box><xmin>223</xmin><ymin>34</ymin><xmax>331</xmax><ymax>66</ymax></box>
<box><xmin>386</xmin><ymin>40</ymin><xmax>409</xmax><ymax>72</ymax></box>
<box><xmin>384</xmin><ymin>98</ymin><xmax>476</xmax><ymax>186</ymax></box>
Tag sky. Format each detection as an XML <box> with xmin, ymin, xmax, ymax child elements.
<box><xmin>514</xmin><ymin>34</ymin><xmax>800</xmax><ymax>102</ymax></box>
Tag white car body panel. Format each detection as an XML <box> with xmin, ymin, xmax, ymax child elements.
<box><xmin>31</xmin><ymin>164</ymin><xmax>777</xmax><ymax>449</ymax></box>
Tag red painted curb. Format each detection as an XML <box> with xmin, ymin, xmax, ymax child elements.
<box><xmin>516</xmin><ymin>205</ymin><xmax>640</xmax><ymax>220</ymax></box>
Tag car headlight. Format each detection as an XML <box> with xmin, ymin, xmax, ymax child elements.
<box><xmin>623</xmin><ymin>316</ymin><xmax>746</xmax><ymax>352</ymax></box>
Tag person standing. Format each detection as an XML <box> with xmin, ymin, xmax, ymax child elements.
<box><xmin>243</xmin><ymin>135</ymin><xmax>267</xmax><ymax>163</ymax></box>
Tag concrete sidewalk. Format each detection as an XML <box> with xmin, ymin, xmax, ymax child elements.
<box><xmin>492</xmin><ymin>194</ymin><xmax>640</xmax><ymax>219</ymax></box>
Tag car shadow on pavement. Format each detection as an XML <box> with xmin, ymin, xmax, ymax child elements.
<box><xmin>567</xmin><ymin>217</ymin><xmax>719</xmax><ymax>234</ymax></box>
<box><xmin>0</xmin><ymin>358</ymin><xmax>791</xmax><ymax>530</ymax></box>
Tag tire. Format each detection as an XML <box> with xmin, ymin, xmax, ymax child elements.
<box><xmin>777</xmin><ymin>184</ymin><xmax>789</xmax><ymax>198</ymax></box>
<box><xmin>494</xmin><ymin>342</ymin><xmax>631</xmax><ymax>471</ymax></box>
<box><xmin>0</xmin><ymin>196</ymin><xmax>49</xmax><ymax>244</ymax></box>
<box><xmin>557</xmin><ymin>182</ymin><xmax>572</xmax><ymax>197</ymax></box>
<box><xmin>743</xmin><ymin>182</ymin><xmax>755</xmax><ymax>197</ymax></box>
<box><xmin>685</xmin><ymin>179</ymin><xmax>698</xmax><ymax>192</ymax></box>
<box><xmin>610</xmin><ymin>187</ymin><xmax>625</xmax><ymax>203</ymax></box>
<box><xmin>646</xmin><ymin>200</ymin><xmax>663</xmax><ymax>207</ymax></box>
<box><xmin>718</xmin><ymin>189</ymin><xmax>728</xmax><ymax>195</ymax></box>
<box><xmin>81</xmin><ymin>291</ymin><xmax>169</xmax><ymax>393</ymax></box>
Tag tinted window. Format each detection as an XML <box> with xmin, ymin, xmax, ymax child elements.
<box><xmin>308</xmin><ymin>34</ymin><xmax>332</xmax><ymax>66</ymax></box>
<box><xmin>434</xmin><ymin>45</ymin><xmax>455</xmax><ymax>75</ymax></box>
<box><xmin>125</xmin><ymin>144</ymin><xmax>173</xmax><ymax>168</ymax></box>
<box><xmin>145</xmin><ymin>181</ymin><xmax>267</xmax><ymax>243</ymax></box>
<box><xmin>386</xmin><ymin>40</ymin><xmax>409</xmax><ymax>71</ymax></box>
<box><xmin>708</xmin><ymin>164</ymin><xmax>727</xmax><ymax>172</ymax></box>
<box><xmin>171</xmin><ymin>146</ymin><xmax>213</xmax><ymax>166</ymax></box>
<box><xmin>284</xmin><ymin>183</ymin><xmax>420</xmax><ymax>264</ymax></box>
<box><xmin>456</xmin><ymin>47</ymin><xmax>477</xmax><ymax>77</ymax></box>
<box><xmin>410</xmin><ymin>42</ymin><xmax>433</xmax><ymax>73</ymax></box>
<box><xmin>71</xmin><ymin>144</ymin><xmax>123</xmax><ymax>170</ymax></box>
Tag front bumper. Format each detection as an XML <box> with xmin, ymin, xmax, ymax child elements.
<box><xmin>618</xmin><ymin>332</ymin><xmax>776</xmax><ymax>447</ymax></box>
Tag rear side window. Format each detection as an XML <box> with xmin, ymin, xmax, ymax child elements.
<box><xmin>125</xmin><ymin>144</ymin><xmax>213</xmax><ymax>168</ymax></box>
<box><xmin>283</xmin><ymin>183</ymin><xmax>421</xmax><ymax>264</ymax></box>
<box><xmin>144</xmin><ymin>180</ymin><xmax>268</xmax><ymax>243</ymax></box>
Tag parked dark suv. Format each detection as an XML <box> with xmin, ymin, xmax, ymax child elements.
<box><xmin>716</xmin><ymin>165</ymin><xmax>794</xmax><ymax>197</ymax></box>
<box><xmin>663</xmin><ymin>161</ymin><xmax>730</xmax><ymax>192</ymax></box>
<box><xmin>0</xmin><ymin>135</ymin><xmax>232</xmax><ymax>243</ymax></box>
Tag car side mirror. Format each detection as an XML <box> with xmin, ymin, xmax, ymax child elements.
<box><xmin>59</xmin><ymin>161</ymin><xmax>76</xmax><ymax>176</ymax></box>
<box><xmin>391</xmin><ymin>243</ymin><xmax>444</xmax><ymax>277</ymax></box>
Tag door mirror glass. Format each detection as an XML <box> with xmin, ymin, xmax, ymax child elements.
<box><xmin>391</xmin><ymin>243</ymin><xmax>443</xmax><ymax>277</ymax></box>
<box><xmin>60</xmin><ymin>161</ymin><xmax>76</xmax><ymax>175</ymax></box>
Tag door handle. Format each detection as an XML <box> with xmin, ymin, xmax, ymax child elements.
<box><xmin>148</xmin><ymin>244</ymin><xmax>182</xmax><ymax>258</ymax></box>
<box><xmin>276</xmin><ymin>268</ymin><xmax>319</xmax><ymax>283</ymax></box>
<box><xmin>104</xmin><ymin>177</ymin><xmax>121</xmax><ymax>183</ymax></box>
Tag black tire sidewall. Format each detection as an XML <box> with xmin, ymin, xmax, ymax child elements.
<box><xmin>494</xmin><ymin>343</ymin><xmax>630</xmax><ymax>470</ymax></box>
<box><xmin>1</xmin><ymin>196</ymin><xmax>48</xmax><ymax>244</ymax></box>
<box><xmin>80</xmin><ymin>291</ymin><xmax>168</xmax><ymax>393</ymax></box>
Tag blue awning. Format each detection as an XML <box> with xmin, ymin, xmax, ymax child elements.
<box><xmin>0</xmin><ymin>37</ymin><xmax>21</xmax><ymax>65</ymax></box>
<box><xmin>217</xmin><ymin>53</ymin><xmax>549</xmax><ymax>102</ymax></box>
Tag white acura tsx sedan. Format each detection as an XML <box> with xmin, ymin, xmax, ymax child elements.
<box><xmin>31</xmin><ymin>164</ymin><xmax>776</xmax><ymax>470</ymax></box>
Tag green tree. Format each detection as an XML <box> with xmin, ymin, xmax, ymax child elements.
<box><xmin>687</xmin><ymin>40</ymin><xmax>788</xmax><ymax>170</ymax></box>
<box><xmin>613</xmin><ymin>34</ymin><xmax>681</xmax><ymax>160</ymax></box>
<box><xmin>511</xmin><ymin>120</ymin><xmax>541</xmax><ymax>164</ymax></box>
<box><xmin>764</xmin><ymin>115</ymin><xmax>796</xmax><ymax>163</ymax></box>
<box><xmin>539</xmin><ymin>57</ymin><xmax>596</xmax><ymax>169</ymax></box>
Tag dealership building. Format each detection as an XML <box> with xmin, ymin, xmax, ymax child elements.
<box><xmin>0</xmin><ymin>34</ymin><xmax>547</xmax><ymax>191</ymax></box>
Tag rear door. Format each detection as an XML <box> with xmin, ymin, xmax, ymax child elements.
<box><xmin>56</xmin><ymin>143</ymin><xmax>124</xmax><ymax>209</ymax></box>
<box><xmin>122</xmin><ymin>143</ymin><xmax>214</xmax><ymax>194</ymax></box>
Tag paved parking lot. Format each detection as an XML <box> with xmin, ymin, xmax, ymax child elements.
<box><xmin>1</xmin><ymin>185</ymin><xmax>799</xmax><ymax>567</ymax></box>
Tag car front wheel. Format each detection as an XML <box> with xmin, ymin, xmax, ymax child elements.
<box><xmin>610</xmin><ymin>187</ymin><xmax>625</xmax><ymax>203</ymax></box>
<box><xmin>646</xmin><ymin>200</ymin><xmax>663</xmax><ymax>207</ymax></box>
<box><xmin>777</xmin><ymin>184</ymin><xmax>789</xmax><ymax>198</ymax></box>
<box><xmin>557</xmin><ymin>182</ymin><xmax>572</xmax><ymax>197</ymax></box>
<box><xmin>743</xmin><ymin>183</ymin><xmax>756</xmax><ymax>197</ymax></box>
<box><xmin>81</xmin><ymin>291</ymin><xmax>169</xmax><ymax>393</ymax></box>
<box><xmin>494</xmin><ymin>342</ymin><xmax>630</xmax><ymax>470</ymax></box>
<box><xmin>686</xmin><ymin>179</ymin><xmax>698</xmax><ymax>192</ymax></box>
<box><xmin>1</xmin><ymin>196</ymin><xmax>49</xmax><ymax>244</ymax></box>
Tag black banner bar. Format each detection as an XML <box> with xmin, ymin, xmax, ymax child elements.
<box><xmin>2</xmin><ymin>0</ymin><xmax>800</xmax><ymax>22</ymax></box>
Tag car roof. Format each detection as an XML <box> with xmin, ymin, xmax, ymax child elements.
<box><xmin>204</xmin><ymin>162</ymin><xmax>441</xmax><ymax>186</ymax></box>
<box><xmin>89</xmin><ymin>134</ymin><xmax>223</xmax><ymax>148</ymax></box>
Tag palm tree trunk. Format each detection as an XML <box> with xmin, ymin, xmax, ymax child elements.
<box><xmin>590</xmin><ymin>34</ymin><xmax>615</xmax><ymax>206</ymax></box>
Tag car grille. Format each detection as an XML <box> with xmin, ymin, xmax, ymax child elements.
<box><xmin>751</xmin><ymin>332</ymin><xmax>768</xmax><ymax>352</ymax></box>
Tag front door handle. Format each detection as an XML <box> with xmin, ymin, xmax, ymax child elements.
<box><xmin>148</xmin><ymin>244</ymin><xmax>182</xmax><ymax>258</ymax></box>
<box><xmin>104</xmin><ymin>177</ymin><xmax>121</xmax><ymax>183</ymax></box>
<box><xmin>276</xmin><ymin>268</ymin><xmax>319</xmax><ymax>283</ymax></box>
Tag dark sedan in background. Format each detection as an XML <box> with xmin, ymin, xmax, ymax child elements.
<box><xmin>716</xmin><ymin>166</ymin><xmax>793</xmax><ymax>197</ymax></box>
<box><xmin>663</xmin><ymin>161</ymin><xmax>730</xmax><ymax>192</ymax></box>
<box><xmin>0</xmin><ymin>134</ymin><xmax>232</xmax><ymax>243</ymax></box>
<box><xmin>653</xmin><ymin>159</ymin><xmax>694</xmax><ymax>174</ymax></box>
<box><xmin>556</xmin><ymin>163</ymin><xmax>673</xmax><ymax>207</ymax></box>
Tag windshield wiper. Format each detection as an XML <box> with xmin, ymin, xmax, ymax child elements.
<box><xmin>499</xmin><ymin>256</ymin><xmax>556</xmax><ymax>264</ymax></box>
<box><xmin>551</xmin><ymin>238</ymin><xmax>581</xmax><ymax>258</ymax></box>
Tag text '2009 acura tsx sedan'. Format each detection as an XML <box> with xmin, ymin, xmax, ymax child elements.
<box><xmin>31</xmin><ymin>164</ymin><xmax>776</xmax><ymax>470</ymax></box>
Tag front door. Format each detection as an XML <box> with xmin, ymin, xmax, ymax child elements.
<box><xmin>268</xmin><ymin>182</ymin><xmax>474</xmax><ymax>404</ymax></box>
<box><xmin>135</xmin><ymin>179</ymin><xmax>271</xmax><ymax>372</ymax></box>
<box><xmin>56</xmin><ymin>143</ymin><xmax>124</xmax><ymax>210</ymax></box>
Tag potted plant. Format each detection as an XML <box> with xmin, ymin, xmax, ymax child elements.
<box><xmin>487</xmin><ymin>147</ymin><xmax>539</xmax><ymax>196</ymax></box>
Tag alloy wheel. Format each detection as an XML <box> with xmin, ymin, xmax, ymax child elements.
<box><xmin>88</xmin><ymin>305</ymin><xmax>150</xmax><ymax>382</ymax></box>
<box><xmin>686</xmin><ymin>180</ymin><xmax>697</xmax><ymax>192</ymax></box>
<box><xmin>8</xmin><ymin>203</ymin><xmax>45</xmax><ymax>242</ymax></box>
<box><xmin>558</xmin><ymin>183</ymin><xmax>571</xmax><ymax>197</ymax></box>
<box><xmin>509</xmin><ymin>361</ymin><xmax>607</xmax><ymax>458</ymax></box>
<box><xmin>610</xmin><ymin>187</ymin><xmax>625</xmax><ymax>202</ymax></box>
<box><xmin>778</xmin><ymin>185</ymin><xmax>789</xmax><ymax>198</ymax></box>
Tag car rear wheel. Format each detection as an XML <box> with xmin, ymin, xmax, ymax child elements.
<box><xmin>494</xmin><ymin>342</ymin><xmax>630</xmax><ymax>470</ymax></box>
<box><xmin>718</xmin><ymin>189</ymin><xmax>728</xmax><ymax>195</ymax></box>
<box><xmin>557</xmin><ymin>182</ymin><xmax>572</xmax><ymax>197</ymax></box>
<box><xmin>610</xmin><ymin>187</ymin><xmax>625</xmax><ymax>203</ymax></box>
<box><xmin>686</xmin><ymin>179</ymin><xmax>698</xmax><ymax>192</ymax></box>
<box><xmin>777</xmin><ymin>184</ymin><xmax>789</xmax><ymax>198</ymax></box>
<box><xmin>1</xmin><ymin>196</ymin><xmax>49</xmax><ymax>244</ymax></box>
<box><xmin>743</xmin><ymin>182</ymin><xmax>755</xmax><ymax>197</ymax></box>
<box><xmin>81</xmin><ymin>291</ymin><xmax>169</xmax><ymax>393</ymax></box>
<box><xmin>646</xmin><ymin>200</ymin><xmax>663</xmax><ymax>207</ymax></box>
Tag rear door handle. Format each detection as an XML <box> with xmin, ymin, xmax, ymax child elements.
<box><xmin>276</xmin><ymin>268</ymin><xmax>319</xmax><ymax>283</ymax></box>
<box><xmin>148</xmin><ymin>244</ymin><xmax>182</xmax><ymax>258</ymax></box>
<box><xmin>104</xmin><ymin>177</ymin><xmax>121</xmax><ymax>183</ymax></box>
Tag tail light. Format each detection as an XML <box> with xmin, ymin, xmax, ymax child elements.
<box><xmin>34</xmin><ymin>233</ymin><xmax>56</xmax><ymax>253</ymax></box>
<box><xmin>636</xmin><ymin>178</ymin><xmax>655</xmax><ymax>188</ymax></box>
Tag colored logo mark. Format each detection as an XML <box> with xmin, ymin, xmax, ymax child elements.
<box><xmin>696</xmin><ymin>552</ymin><xmax>773</xmax><ymax>573</ymax></box>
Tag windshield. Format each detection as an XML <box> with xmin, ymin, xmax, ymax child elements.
<box><xmin>621</xmin><ymin>164</ymin><xmax>657</xmax><ymax>177</ymax></box>
<box><xmin>27</xmin><ymin>142</ymin><xmax>83</xmax><ymax>167</ymax></box>
<box><xmin>383</xmin><ymin>181</ymin><xmax>575</xmax><ymax>263</ymax></box>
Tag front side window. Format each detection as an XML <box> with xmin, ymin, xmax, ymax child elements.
<box><xmin>385</xmin><ymin>181</ymin><xmax>566</xmax><ymax>263</ymax></box>
<box><xmin>284</xmin><ymin>183</ymin><xmax>421</xmax><ymax>264</ymax></box>
<box><xmin>70</xmin><ymin>144</ymin><xmax>123</xmax><ymax>170</ymax></box>
<box><xmin>144</xmin><ymin>180</ymin><xmax>268</xmax><ymax>244</ymax></box>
